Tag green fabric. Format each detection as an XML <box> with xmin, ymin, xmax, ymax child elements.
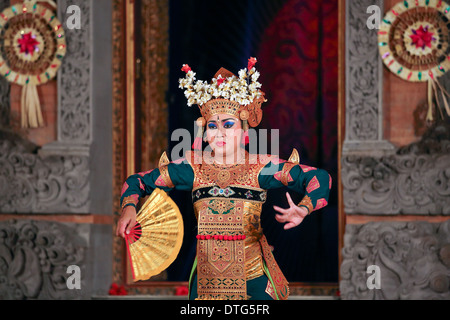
<box><xmin>120</xmin><ymin>153</ymin><xmax>331</xmax><ymax>212</ymax></box>
<box><xmin>262</xmin><ymin>260</ymin><xmax>279</xmax><ymax>300</ymax></box>
<box><xmin>120</xmin><ymin>160</ymin><xmax>194</xmax><ymax>207</ymax></box>
<box><xmin>188</xmin><ymin>257</ymin><xmax>197</xmax><ymax>296</ymax></box>
<box><xmin>258</xmin><ymin>161</ymin><xmax>331</xmax><ymax>210</ymax></box>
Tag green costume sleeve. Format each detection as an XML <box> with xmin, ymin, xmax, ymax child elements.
<box><xmin>258</xmin><ymin>158</ymin><xmax>331</xmax><ymax>214</ymax></box>
<box><xmin>120</xmin><ymin>156</ymin><xmax>194</xmax><ymax>210</ymax></box>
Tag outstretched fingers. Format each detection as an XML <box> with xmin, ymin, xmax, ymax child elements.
<box><xmin>285</xmin><ymin>192</ymin><xmax>296</xmax><ymax>208</ymax></box>
<box><xmin>273</xmin><ymin>205</ymin><xmax>289</xmax><ymax>215</ymax></box>
<box><xmin>283</xmin><ymin>221</ymin><xmax>297</xmax><ymax>230</ymax></box>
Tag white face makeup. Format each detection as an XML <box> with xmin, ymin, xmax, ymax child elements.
<box><xmin>205</xmin><ymin>113</ymin><xmax>243</xmax><ymax>164</ymax></box>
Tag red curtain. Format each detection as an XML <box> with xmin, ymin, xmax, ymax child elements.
<box><xmin>258</xmin><ymin>0</ymin><xmax>338</xmax><ymax>172</ymax></box>
<box><xmin>257</xmin><ymin>0</ymin><xmax>338</xmax><ymax>282</ymax></box>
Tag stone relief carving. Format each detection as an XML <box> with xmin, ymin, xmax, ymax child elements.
<box><xmin>345</xmin><ymin>0</ymin><xmax>383</xmax><ymax>143</ymax></box>
<box><xmin>340</xmin><ymin>220</ymin><xmax>450</xmax><ymax>299</ymax></box>
<box><xmin>342</xmin><ymin>117</ymin><xmax>450</xmax><ymax>215</ymax></box>
<box><xmin>0</xmin><ymin>219</ymin><xmax>87</xmax><ymax>299</ymax></box>
<box><xmin>0</xmin><ymin>137</ymin><xmax>90</xmax><ymax>213</ymax></box>
<box><xmin>57</xmin><ymin>0</ymin><xmax>92</xmax><ymax>145</ymax></box>
<box><xmin>343</xmin><ymin>0</ymin><xmax>450</xmax><ymax>301</ymax></box>
<box><xmin>0</xmin><ymin>0</ymin><xmax>109</xmax><ymax>300</ymax></box>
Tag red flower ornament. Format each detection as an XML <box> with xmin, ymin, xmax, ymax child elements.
<box><xmin>248</xmin><ymin>57</ymin><xmax>257</xmax><ymax>70</ymax></box>
<box><xmin>17</xmin><ymin>32</ymin><xmax>40</xmax><ymax>56</ymax></box>
<box><xmin>409</xmin><ymin>25</ymin><xmax>435</xmax><ymax>50</ymax></box>
<box><xmin>108</xmin><ymin>283</ymin><xmax>128</xmax><ymax>296</ymax></box>
<box><xmin>181</xmin><ymin>64</ymin><xmax>191</xmax><ymax>73</ymax></box>
<box><xmin>217</xmin><ymin>76</ymin><xmax>225</xmax><ymax>86</ymax></box>
<box><xmin>175</xmin><ymin>286</ymin><xmax>189</xmax><ymax>296</ymax></box>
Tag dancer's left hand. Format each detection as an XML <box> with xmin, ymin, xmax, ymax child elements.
<box><xmin>273</xmin><ymin>192</ymin><xmax>309</xmax><ymax>230</ymax></box>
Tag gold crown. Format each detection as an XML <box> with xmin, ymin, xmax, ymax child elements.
<box><xmin>179</xmin><ymin>57</ymin><xmax>266</xmax><ymax>128</ymax></box>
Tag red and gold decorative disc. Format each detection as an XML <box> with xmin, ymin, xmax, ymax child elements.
<box><xmin>378</xmin><ymin>0</ymin><xmax>450</xmax><ymax>82</ymax></box>
<box><xmin>0</xmin><ymin>2</ymin><xmax>66</xmax><ymax>85</ymax></box>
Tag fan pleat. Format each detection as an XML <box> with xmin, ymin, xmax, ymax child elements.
<box><xmin>125</xmin><ymin>188</ymin><xmax>184</xmax><ymax>281</ymax></box>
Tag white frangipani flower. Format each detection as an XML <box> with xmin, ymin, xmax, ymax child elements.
<box><xmin>178</xmin><ymin>62</ymin><xmax>263</xmax><ymax>106</ymax></box>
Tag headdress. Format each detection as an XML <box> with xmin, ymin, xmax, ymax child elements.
<box><xmin>179</xmin><ymin>57</ymin><xmax>266</xmax><ymax>150</ymax></box>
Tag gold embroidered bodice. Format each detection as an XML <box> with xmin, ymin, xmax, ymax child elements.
<box><xmin>186</xmin><ymin>149</ymin><xmax>272</xmax><ymax>281</ymax></box>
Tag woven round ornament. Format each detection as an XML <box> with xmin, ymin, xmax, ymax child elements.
<box><xmin>378</xmin><ymin>0</ymin><xmax>450</xmax><ymax>120</ymax></box>
<box><xmin>0</xmin><ymin>0</ymin><xmax>66</xmax><ymax>128</ymax></box>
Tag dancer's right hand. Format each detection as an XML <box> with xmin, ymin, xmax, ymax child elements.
<box><xmin>116</xmin><ymin>206</ymin><xmax>137</xmax><ymax>238</ymax></box>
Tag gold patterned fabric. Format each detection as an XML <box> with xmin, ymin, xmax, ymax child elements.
<box><xmin>243</xmin><ymin>201</ymin><xmax>265</xmax><ymax>280</ymax></box>
<box><xmin>120</xmin><ymin>144</ymin><xmax>331</xmax><ymax>299</ymax></box>
<box><xmin>280</xmin><ymin>148</ymin><xmax>300</xmax><ymax>186</ymax></box>
<box><xmin>186</xmin><ymin>149</ymin><xmax>288</xmax><ymax>300</ymax></box>
<box><xmin>298</xmin><ymin>195</ymin><xmax>313</xmax><ymax>215</ymax></box>
<box><xmin>158</xmin><ymin>151</ymin><xmax>175</xmax><ymax>188</ymax></box>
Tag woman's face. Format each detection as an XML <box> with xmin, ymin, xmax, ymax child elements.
<box><xmin>205</xmin><ymin>113</ymin><xmax>242</xmax><ymax>160</ymax></box>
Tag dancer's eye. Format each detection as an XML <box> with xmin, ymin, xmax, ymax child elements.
<box><xmin>223</xmin><ymin>121</ymin><xmax>235</xmax><ymax>129</ymax></box>
<box><xmin>208</xmin><ymin>123</ymin><xmax>217</xmax><ymax>130</ymax></box>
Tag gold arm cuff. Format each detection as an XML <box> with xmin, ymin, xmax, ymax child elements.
<box><xmin>121</xmin><ymin>196</ymin><xmax>139</xmax><ymax>210</ymax></box>
<box><xmin>297</xmin><ymin>195</ymin><xmax>313</xmax><ymax>215</ymax></box>
<box><xmin>280</xmin><ymin>163</ymin><xmax>295</xmax><ymax>186</ymax></box>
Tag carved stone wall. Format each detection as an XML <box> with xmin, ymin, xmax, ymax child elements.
<box><xmin>341</xmin><ymin>0</ymin><xmax>450</xmax><ymax>299</ymax></box>
<box><xmin>0</xmin><ymin>0</ymin><xmax>113</xmax><ymax>299</ymax></box>
<box><xmin>57</xmin><ymin>0</ymin><xmax>92</xmax><ymax>146</ymax></box>
<box><xmin>0</xmin><ymin>138</ymin><xmax>90</xmax><ymax>213</ymax></box>
<box><xmin>343</xmin><ymin>0</ymin><xmax>450</xmax><ymax>215</ymax></box>
<box><xmin>341</xmin><ymin>220</ymin><xmax>450</xmax><ymax>299</ymax></box>
<box><xmin>344</xmin><ymin>0</ymin><xmax>392</xmax><ymax>151</ymax></box>
<box><xmin>342</xmin><ymin>122</ymin><xmax>450</xmax><ymax>215</ymax></box>
<box><xmin>0</xmin><ymin>219</ymin><xmax>88</xmax><ymax>299</ymax></box>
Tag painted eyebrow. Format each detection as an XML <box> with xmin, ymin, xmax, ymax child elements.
<box><xmin>207</xmin><ymin>118</ymin><xmax>235</xmax><ymax>124</ymax></box>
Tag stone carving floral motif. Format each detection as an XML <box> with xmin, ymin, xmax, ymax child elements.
<box><xmin>340</xmin><ymin>220</ymin><xmax>450</xmax><ymax>300</ymax></box>
<box><xmin>0</xmin><ymin>139</ymin><xmax>90</xmax><ymax>213</ymax></box>
<box><xmin>342</xmin><ymin>122</ymin><xmax>450</xmax><ymax>215</ymax></box>
<box><xmin>0</xmin><ymin>219</ymin><xmax>87</xmax><ymax>299</ymax></box>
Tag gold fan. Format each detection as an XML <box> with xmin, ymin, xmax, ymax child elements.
<box><xmin>125</xmin><ymin>188</ymin><xmax>184</xmax><ymax>282</ymax></box>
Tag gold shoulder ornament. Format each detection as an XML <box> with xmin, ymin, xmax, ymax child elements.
<box><xmin>158</xmin><ymin>151</ymin><xmax>175</xmax><ymax>188</ymax></box>
<box><xmin>280</xmin><ymin>148</ymin><xmax>300</xmax><ymax>186</ymax></box>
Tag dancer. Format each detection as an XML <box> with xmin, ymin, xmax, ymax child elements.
<box><xmin>117</xmin><ymin>58</ymin><xmax>331</xmax><ymax>300</ymax></box>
